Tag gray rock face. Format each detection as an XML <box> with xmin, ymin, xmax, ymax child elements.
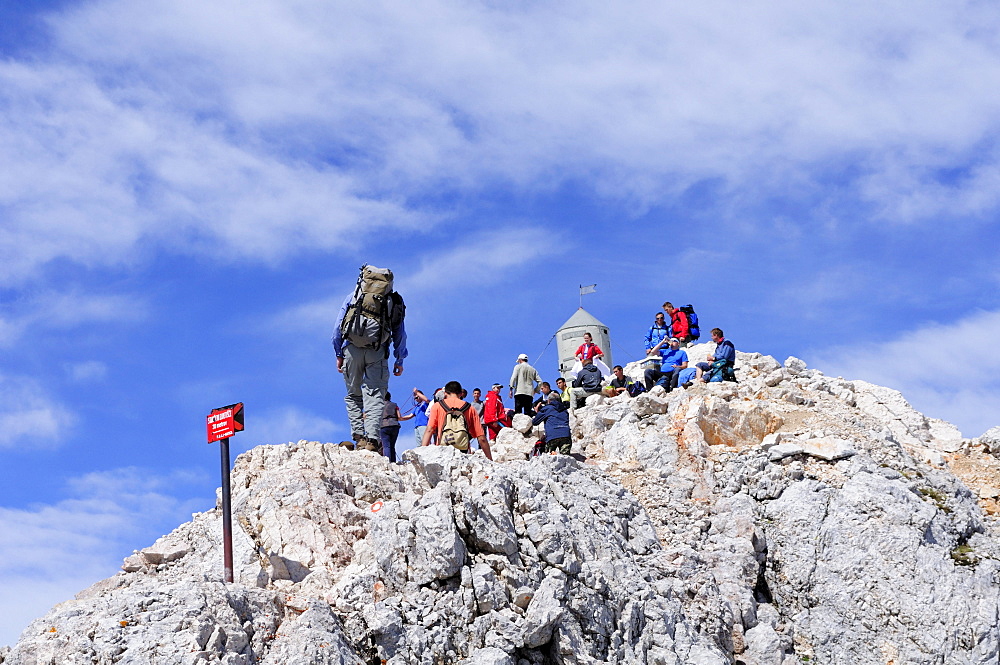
<box><xmin>6</xmin><ymin>350</ymin><xmax>1000</xmax><ymax>665</ymax></box>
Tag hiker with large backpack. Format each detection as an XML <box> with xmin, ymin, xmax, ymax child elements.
<box><xmin>421</xmin><ymin>381</ymin><xmax>493</xmax><ymax>460</ymax></box>
<box><xmin>663</xmin><ymin>302</ymin><xmax>687</xmax><ymax>345</ymax></box>
<box><xmin>332</xmin><ymin>265</ymin><xmax>408</xmax><ymax>451</ymax></box>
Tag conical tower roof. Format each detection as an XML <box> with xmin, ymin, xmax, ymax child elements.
<box><xmin>557</xmin><ymin>307</ymin><xmax>607</xmax><ymax>331</ymax></box>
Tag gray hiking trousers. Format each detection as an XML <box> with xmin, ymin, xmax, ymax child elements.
<box><xmin>342</xmin><ymin>344</ymin><xmax>389</xmax><ymax>440</ymax></box>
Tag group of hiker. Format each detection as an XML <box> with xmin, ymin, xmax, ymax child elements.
<box><xmin>640</xmin><ymin>302</ymin><xmax>737</xmax><ymax>393</ymax></box>
<box><xmin>331</xmin><ymin>265</ymin><xmax>737</xmax><ymax>463</ymax></box>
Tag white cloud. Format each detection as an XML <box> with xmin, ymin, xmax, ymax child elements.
<box><xmin>401</xmin><ymin>226</ymin><xmax>561</xmax><ymax>297</ymax></box>
<box><xmin>267</xmin><ymin>225</ymin><xmax>562</xmax><ymax>334</ymax></box>
<box><xmin>0</xmin><ymin>466</ymin><xmax>208</xmax><ymax>647</ymax></box>
<box><xmin>242</xmin><ymin>405</ymin><xmax>340</xmax><ymax>449</ymax></box>
<box><xmin>3</xmin><ymin>1</ymin><xmax>1000</xmax><ymax>281</ymax></box>
<box><xmin>809</xmin><ymin>309</ymin><xmax>1000</xmax><ymax>438</ymax></box>
<box><xmin>65</xmin><ymin>360</ymin><xmax>108</xmax><ymax>383</ymax></box>
<box><xmin>0</xmin><ymin>289</ymin><xmax>147</xmax><ymax>348</ymax></box>
<box><xmin>0</xmin><ymin>373</ymin><xmax>71</xmax><ymax>449</ymax></box>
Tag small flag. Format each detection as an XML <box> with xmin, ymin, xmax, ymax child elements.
<box><xmin>579</xmin><ymin>284</ymin><xmax>597</xmax><ymax>295</ymax></box>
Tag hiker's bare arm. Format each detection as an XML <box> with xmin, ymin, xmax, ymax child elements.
<box><xmin>478</xmin><ymin>435</ymin><xmax>493</xmax><ymax>461</ymax></box>
<box><xmin>393</xmin><ymin>363</ymin><xmax>404</xmax><ymax>376</ymax></box>
<box><xmin>336</xmin><ymin>357</ymin><xmax>344</xmax><ymax>373</ymax></box>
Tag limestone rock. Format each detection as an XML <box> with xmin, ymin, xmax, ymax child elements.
<box><xmin>511</xmin><ymin>414</ymin><xmax>534</xmax><ymax>434</ymax></box>
<box><xmin>7</xmin><ymin>348</ymin><xmax>1000</xmax><ymax>665</ymax></box>
<box><xmin>490</xmin><ymin>427</ymin><xmax>532</xmax><ymax>462</ymax></box>
<box><xmin>783</xmin><ymin>356</ymin><xmax>808</xmax><ymax>374</ymax></box>
<box><xmin>981</xmin><ymin>426</ymin><xmax>1000</xmax><ymax>454</ymax></box>
<box><xmin>768</xmin><ymin>442</ymin><xmax>804</xmax><ymax>461</ymax></box>
<box><xmin>798</xmin><ymin>437</ymin><xmax>856</xmax><ymax>461</ymax></box>
<box><xmin>631</xmin><ymin>391</ymin><xmax>669</xmax><ymax>416</ymax></box>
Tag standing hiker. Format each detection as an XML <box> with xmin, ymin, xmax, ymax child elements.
<box><xmin>379</xmin><ymin>392</ymin><xmax>413</xmax><ymax>463</ymax></box>
<box><xmin>509</xmin><ymin>353</ymin><xmax>541</xmax><ymax>417</ymax></box>
<box><xmin>421</xmin><ymin>381</ymin><xmax>493</xmax><ymax>460</ymax></box>
<box><xmin>332</xmin><ymin>265</ymin><xmax>407</xmax><ymax>452</ymax></box>
<box><xmin>483</xmin><ymin>383</ymin><xmax>507</xmax><ymax>441</ymax></box>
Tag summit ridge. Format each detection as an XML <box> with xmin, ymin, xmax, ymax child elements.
<box><xmin>4</xmin><ymin>344</ymin><xmax>1000</xmax><ymax>665</ymax></box>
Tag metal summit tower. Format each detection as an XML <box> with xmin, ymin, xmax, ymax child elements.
<box><xmin>555</xmin><ymin>308</ymin><xmax>612</xmax><ymax>377</ymax></box>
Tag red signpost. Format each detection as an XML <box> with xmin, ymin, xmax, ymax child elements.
<box><xmin>206</xmin><ymin>403</ymin><xmax>244</xmax><ymax>583</ymax></box>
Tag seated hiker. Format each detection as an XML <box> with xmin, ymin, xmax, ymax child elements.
<box><xmin>575</xmin><ymin>332</ymin><xmax>605</xmax><ymax>362</ymax></box>
<box><xmin>421</xmin><ymin>380</ymin><xmax>493</xmax><ymax>460</ymax></box>
<box><xmin>608</xmin><ymin>365</ymin><xmax>645</xmax><ymax>397</ymax></box>
<box><xmin>643</xmin><ymin>337</ymin><xmax>688</xmax><ymax>391</ymax></box>
<box><xmin>676</xmin><ymin>366</ymin><xmax>699</xmax><ymax>388</ymax></box>
<box><xmin>572</xmin><ymin>357</ymin><xmax>604</xmax><ymax>407</ymax></box>
<box><xmin>555</xmin><ymin>377</ymin><xmax>572</xmax><ymax>404</ymax></box>
<box><xmin>532</xmin><ymin>391</ymin><xmax>572</xmax><ymax>455</ymax></box>
<box><xmin>696</xmin><ymin>327</ymin><xmax>737</xmax><ymax>382</ymax></box>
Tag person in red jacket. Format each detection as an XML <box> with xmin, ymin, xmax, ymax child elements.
<box><xmin>574</xmin><ymin>332</ymin><xmax>605</xmax><ymax>362</ymax></box>
<box><xmin>663</xmin><ymin>302</ymin><xmax>690</xmax><ymax>345</ymax></box>
<box><xmin>482</xmin><ymin>383</ymin><xmax>507</xmax><ymax>441</ymax></box>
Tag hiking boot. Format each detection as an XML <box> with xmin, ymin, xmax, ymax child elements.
<box><xmin>339</xmin><ymin>440</ymin><xmax>356</xmax><ymax>450</ymax></box>
<box><xmin>358</xmin><ymin>437</ymin><xmax>381</xmax><ymax>453</ymax></box>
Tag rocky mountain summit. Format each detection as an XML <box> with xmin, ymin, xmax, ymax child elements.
<box><xmin>5</xmin><ymin>345</ymin><xmax>1000</xmax><ymax>665</ymax></box>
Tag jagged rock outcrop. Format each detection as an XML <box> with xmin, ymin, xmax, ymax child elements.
<box><xmin>5</xmin><ymin>345</ymin><xmax>1000</xmax><ymax>664</ymax></box>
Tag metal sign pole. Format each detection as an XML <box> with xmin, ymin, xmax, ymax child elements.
<box><xmin>219</xmin><ymin>436</ymin><xmax>234</xmax><ymax>583</ymax></box>
<box><xmin>206</xmin><ymin>402</ymin><xmax>242</xmax><ymax>584</ymax></box>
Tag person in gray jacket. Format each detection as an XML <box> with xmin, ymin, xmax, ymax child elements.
<box><xmin>509</xmin><ymin>353</ymin><xmax>541</xmax><ymax>417</ymax></box>
<box><xmin>331</xmin><ymin>268</ymin><xmax>407</xmax><ymax>451</ymax></box>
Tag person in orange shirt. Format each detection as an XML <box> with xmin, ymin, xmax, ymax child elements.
<box><xmin>421</xmin><ymin>380</ymin><xmax>493</xmax><ymax>460</ymax></box>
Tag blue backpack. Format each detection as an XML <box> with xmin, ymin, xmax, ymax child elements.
<box><xmin>680</xmin><ymin>305</ymin><xmax>700</xmax><ymax>341</ymax></box>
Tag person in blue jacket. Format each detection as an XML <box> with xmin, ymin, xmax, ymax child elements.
<box><xmin>532</xmin><ymin>392</ymin><xmax>572</xmax><ymax>454</ymax></box>
<box><xmin>644</xmin><ymin>311</ymin><xmax>670</xmax><ymax>354</ymax></box>
<box><xmin>696</xmin><ymin>328</ymin><xmax>737</xmax><ymax>382</ymax></box>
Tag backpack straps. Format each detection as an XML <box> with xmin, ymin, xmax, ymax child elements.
<box><xmin>437</xmin><ymin>401</ymin><xmax>471</xmax><ymax>434</ymax></box>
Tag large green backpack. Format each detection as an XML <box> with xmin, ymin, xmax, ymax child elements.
<box><xmin>340</xmin><ymin>265</ymin><xmax>405</xmax><ymax>351</ymax></box>
<box><xmin>438</xmin><ymin>402</ymin><xmax>471</xmax><ymax>451</ymax></box>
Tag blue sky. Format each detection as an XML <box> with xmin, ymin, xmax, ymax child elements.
<box><xmin>3</xmin><ymin>0</ymin><xmax>1000</xmax><ymax>645</ymax></box>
